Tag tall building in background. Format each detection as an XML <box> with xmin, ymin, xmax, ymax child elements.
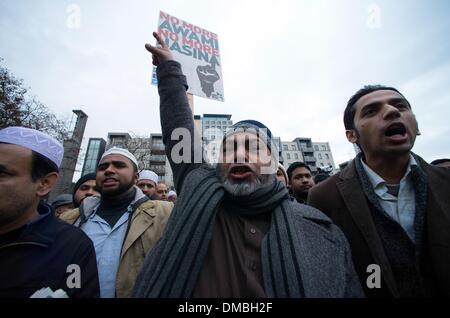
<box><xmin>280</xmin><ymin>141</ymin><xmax>304</xmax><ymax>167</ymax></box>
<box><xmin>201</xmin><ymin>114</ymin><xmax>232</xmax><ymax>142</ymax></box>
<box><xmin>194</xmin><ymin>115</ymin><xmax>202</xmax><ymax>135</ymax></box>
<box><xmin>107</xmin><ymin>132</ymin><xmax>131</xmax><ymax>148</ymax></box>
<box><xmin>50</xmin><ymin>110</ymin><xmax>88</xmax><ymax>201</ymax></box>
<box><xmin>280</xmin><ymin>138</ymin><xmax>337</xmax><ymax>175</ymax></box>
<box><xmin>81</xmin><ymin>138</ymin><xmax>106</xmax><ymax>176</ymax></box>
<box><xmin>149</xmin><ymin>133</ymin><xmax>168</xmax><ymax>184</ymax></box>
<box><xmin>200</xmin><ymin>114</ymin><xmax>232</xmax><ymax>164</ymax></box>
<box><xmin>272</xmin><ymin>136</ymin><xmax>282</xmax><ymax>164</ymax></box>
<box><xmin>313</xmin><ymin>142</ymin><xmax>336</xmax><ymax>172</ymax></box>
<box><xmin>293</xmin><ymin>137</ymin><xmax>317</xmax><ymax>173</ymax></box>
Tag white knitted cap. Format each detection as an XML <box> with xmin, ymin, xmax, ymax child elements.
<box><xmin>138</xmin><ymin>170</ymin><xmax>159</xmax><ymax>184</ymax></box>
<box><xmin>101</xmin><ymin>147</ymin><xmax>139</xmax><ymax>168</ymax></box>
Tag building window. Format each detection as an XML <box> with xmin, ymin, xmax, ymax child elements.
<box><xmin>287</xmin><ymin>153</ymin><xmax>291</xmax><ymax>159</ymax></box>
<box><xmin>283</xmin><ymin>145</ymin><xmax>288</xmax><ymax>151</ymax></box>
<box><xmin>314</xmin><ymin>145</ymin><xmax>319</xmax><ymax>151</ymax></box>
<box><xmin>322</xmin><ymin>145</ymin><xmax>327</xmax><ymax>151</ymax></box>
<box><xmin>291</xmin><ymin>145</ymin><xmax>296</xmax><ymax>150</ymax></box>
<box><xmin>318</xmin><ymin>154</ymin><xmax>322</xmax><ymax>159</ymax></box>
<box><xmin>325</xmin><ymin>154</ymin><xmax>330</xmax><ymax>159</ymax></box>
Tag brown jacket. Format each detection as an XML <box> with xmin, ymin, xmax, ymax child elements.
<box><xmin>308</xmin><ymin>155</ymin><xmax>450</xmax><ymax>297</ymax></box>
<box><xmin>60</xmin><ymin>190</ymin><xmax>173</xmax><ymax>297</ymax></box>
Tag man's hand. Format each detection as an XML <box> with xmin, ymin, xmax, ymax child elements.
<box><xmin>145</xmin><ymin>31</ymin><xmax>174</xmax><ymax>66</ymax></box>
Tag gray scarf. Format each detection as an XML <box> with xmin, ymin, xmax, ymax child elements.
<box><xmin>133</xmin><ymin>164</ymin><xmax>307</xmax><ymax>297</ymax></box>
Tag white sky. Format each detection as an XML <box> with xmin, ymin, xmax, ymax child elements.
<box><xmin>1</xmin><ymin>0</ymin><xmax>449</xmax><ymax>178</ymax></box>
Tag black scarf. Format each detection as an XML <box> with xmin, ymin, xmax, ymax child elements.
<box><xmin>133</xmin><ymin>164</ymin><xmax>309</xmax><ymax>297</ymax></box>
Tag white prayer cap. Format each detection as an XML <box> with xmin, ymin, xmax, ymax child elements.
<box><xmin>168</xmin><ymin>190</ymin><xmax>177</xmax><ymax>198</ymax></box>
<box><xmin>138</xmin><ymin>170</ymin><xmax>159</xmax><ymax>184</ymax></box>
<box><xmin>0</xmin><ymin>126</ymin><xmax>64</xmax><ymax>168</ymax></box>
<box><xmin>101</xmin><ymin>147</ymin><xmax>139</xmax><ymax>168</ymax></box>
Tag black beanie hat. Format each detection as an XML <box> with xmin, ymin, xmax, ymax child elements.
<box><xmin>73</xmin><ymin>172</ymin><xmax>96</xmax><ymax>207</ymax></box>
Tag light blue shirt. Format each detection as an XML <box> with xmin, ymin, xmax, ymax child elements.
<box><xmin>361</xmin><ymin>156</ymin><xmax>417</xmax><ymax>242</ymax></box>
<box><xmin>81</xmin><ymin>206</ymin><xmax>131</xmax><ymax>298</ymax></box>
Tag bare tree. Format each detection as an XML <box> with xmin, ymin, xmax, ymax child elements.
<box><xmin>123</xmin><ymin>132</ymin><xmax>152</xmax><ymax>171</ymax></box>
<box><xmin>0</xmin><ymin>58</ymin><xmax>70</xmax><ymax>142</ymax></box>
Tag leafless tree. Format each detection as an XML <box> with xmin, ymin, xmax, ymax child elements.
<box><xmin>123</xmin><ymin>132</ymin><xmax>152</xmax><ymax>171</ymax></box>
<box><xmin>0</xmin><ymin>58</ymin><xmax>70</xmax><ymax>142</ymax></box>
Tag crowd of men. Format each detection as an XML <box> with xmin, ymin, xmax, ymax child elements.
<box><xmin>0</xmin><ymin>31</ymin><xmax>449</xmax><ymax>298</ymax></box>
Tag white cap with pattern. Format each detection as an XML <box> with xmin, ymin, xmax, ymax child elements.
<box><xmin>0</xmin><ymin>126</ymin><xmax>64</xmax><ymax>167</ymax></box>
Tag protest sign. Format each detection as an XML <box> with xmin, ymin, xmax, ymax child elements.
<box><xmin>152</xmin><ymin>11</ymin><xmax>224</xmax><ymax>102</ymax></box>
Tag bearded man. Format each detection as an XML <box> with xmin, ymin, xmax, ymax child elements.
<box><xmin>132</xmin><ymin>33</ymin><xmax>364</xmax><ymax>298</ymax></box>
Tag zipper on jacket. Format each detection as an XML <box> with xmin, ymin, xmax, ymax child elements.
<box><xmin>0</xmin><ymin>241</ymin><xmax>49</xmax><ymax>250</ymax></box>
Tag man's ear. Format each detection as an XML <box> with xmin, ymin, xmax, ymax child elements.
<box><xmin>132</xmin><ymin>171</ymin><xmax>139</xmax><ymax>185</ymax></box>
<box><xmin>36</xmin><ymin>172</ymin><xmax>59</xmax><ymax>197</ymax></box>
<box><xmin>346</xmin><ymin>129</ymin><xmax>358</xmax><ymax>144</ymax></box>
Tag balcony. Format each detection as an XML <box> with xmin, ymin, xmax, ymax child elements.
<box><xmin>304</xmin><ymin>156</ymin><xmax>316</xmax><ymax>163</ymax></box>
<box><xmin>301</xmin><ymin>146</ymin><xmax>314</xmax><ymax>153</ymax></box>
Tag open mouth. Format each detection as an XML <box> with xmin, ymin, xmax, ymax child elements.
<box><xmin>385</xmin><ymin>123</ymin><xmax>406</xmax><ymax>137</ymax></box>
<box><xmin>229</xmin><ymin>165</ymin><xmax>254</xmax><ymax>179</ymax></box>
<box><xmin>103</xmin><ymin>178</ymin><xmax>118</xmax><ymax>186</ymax></box>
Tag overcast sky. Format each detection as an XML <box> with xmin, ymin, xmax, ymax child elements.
<box><xmin>1</xmin><ymin>0</ymin><xmax>449</xmax><ymax>177</ymax></box>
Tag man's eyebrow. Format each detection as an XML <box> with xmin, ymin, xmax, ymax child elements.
<box><xmin>388</xmin><ymin>97</ymin><xmax>410</xmax><ymax>106</ymax></box>
<box><xmin>361</xmin><ymin>101</ymin><xmax>382</xmax><ymax>111</ymax></box>
<box><xmin>111</xmin><ymin>160</ymin><xmax>127</xmax><ymax>165</ymax></box>
<box><xmin>362</xmin><ymin>97</ymin><xmax>410</xmax><ymax>111</ymax></box>
<box><xmin>98</xmin><ymin>160</ymin><xmax>127</xmax><ymax>166</ymax></box>
<box><xmin>0</xmin><ymin>164</ymin><xmax>10</xmax><ymax>170</ymax></box>
<box><xmin>0</xmin><ymin>164</ymin><xmax>15</xmax><ymax>174</ymax></box>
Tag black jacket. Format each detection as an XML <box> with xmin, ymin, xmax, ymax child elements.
<box><xmin>0</xmin><ymin>203</ymin><xmax>99</xmax><ymax>298</ymax></box>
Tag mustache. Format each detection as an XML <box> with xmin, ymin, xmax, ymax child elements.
<box><xmin>216</xmin><ymin>163</ymin><xmax>273</xmax><ymax>197</ymax></box>
<box><xmin>226</xmin><ymin>164</ymin><xmax>256</xmax><ymax>175</ymax></box>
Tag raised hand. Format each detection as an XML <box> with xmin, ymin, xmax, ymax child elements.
<box><xmin>145</xmin><ymin>31</ymin><xmax>174</xmax><ymax>66</ymax></box>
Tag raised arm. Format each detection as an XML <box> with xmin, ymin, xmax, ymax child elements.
<box><xmin>145</xmin><ymin>32</ymin><xmax>202</xmax><ymax>193</ymax></box>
